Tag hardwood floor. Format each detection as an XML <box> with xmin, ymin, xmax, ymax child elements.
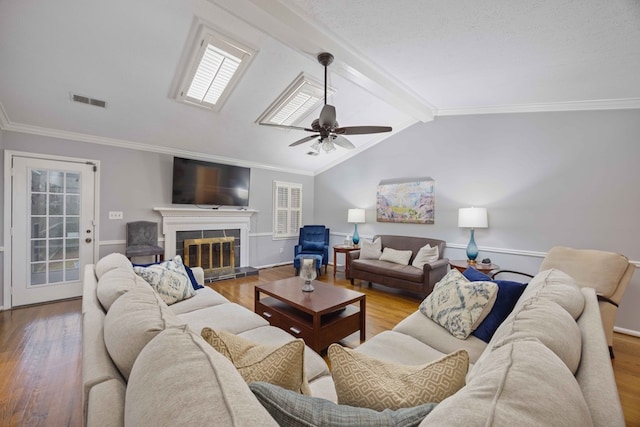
<box><xmin>0</xmin><ymin>265</ymin><xmax>638</xmax><ymax>426</ymax></box>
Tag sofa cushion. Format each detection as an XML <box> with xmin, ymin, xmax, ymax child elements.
<box><xmin>250</xmin><ymin>382</ymin><xmax>438</xmax><ymax>427</ymax></box>
<box><xmin>96</xmin><ymin>267</ymin><xmax>149</xmax><ymax>311</ymax></box>
<box><xmin>490</xmin><ymin>300</ymin><xmax>582</xmax><ymax>374</ymax></box>
<box><xmin>517</xmin><ymin>268</ymin><xmax>584</xmax><ymax>319</ymax></box>
<box><xmin>360</xmin><ymin>237</ymin><xmax>382</xmax><ymax>259</ymax></box>
<box><xmin>133</xmin><ymin>255</ymin><xmax>196</xmax><ymax>305</ymax></box>
<box><xmin>462</xmin><ymin>268</ymin><xmax>528</xmax><ymax>343</ymax></box>
<box><xmin>169</xmin><ymin>286</ymin><xmax>230</xmax><ymax>315</ymax></box>
<box><xmin>103</xmin><ymin>289</ymin><xmax>183</xmax><ymax>379</ymax></box>
<box><xmin>238</xmin><ymin>326</ymin><xmax>330</xmax><ymax>383</ymax></box>
<box><xmin>380</xmin><ymin>247</ymin><xmax>413</xmax><ymax>265</ymax></box>
<box><xmin>328</xmin><ymin>344</ymin><xmax>468</xmax><ymax>411</ymax></box>
<box><xmin>419</xmin><ymin>269</ymin><xmax>498</xmax><ymax>339</ymax></box>
<box><xmin>201</xmin><ymin>328</ymin><xmax>310</xmax><ymax>395</ymax></box>
<box><xmin>422</xmin><ymin>340</ymin><xmax>593</xmax><ymax>427</ymax></box>
<box><xmin>351</xmin><ymin>259</ymin><xmax>424</xmax><ymax>282</ymax></box>
<box><xmin>355</xmin><ymin>330</ymin><xmax>451</xmax><ymax>366</ymax></box>
<box><xmin>412</xmin><ymin>244</ymin><xmax>439</xmax><ymax>269</ymax></box>
<box><xmin>177</xmin><ymin>303</ymin><xmax>269</xmax><ymax>335</ymax></box>
<box><xmin>125</xmin><ymin>325</ymin><xmax>278</xmax><ymax>427</ymax></box>
<box><xmin>392</xmin><ymin>313</ymin><xmax>488</xmax><ymax>363</ymax></box>
<box><xmin>95</xmin><ymin>252</ymin><xmax>132</xmax><ymax>279</ymax></box>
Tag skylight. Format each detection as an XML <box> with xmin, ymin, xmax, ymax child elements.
<box><xmin>257</xmin><ymin>73</ymin><xmax>334</xmax><ymax>127</ymax></box>
<box><xmin>175</xmin><ymin>24</ymin><xmax>255</xmax><ymax>112</ymax></box>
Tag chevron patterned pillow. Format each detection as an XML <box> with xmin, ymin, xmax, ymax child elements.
<box><xmin>201</xmin><ymin>328</ymin><xmax>311</xmax><ymax>395</ymax></box>
<box><xmin>328</xmin><ymin>344</ymin><xmax>468</xmax><ymax>411</ymax></box>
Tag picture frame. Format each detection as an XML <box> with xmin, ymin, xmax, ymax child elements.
<box><xmin>376</xmin><ymin>177</ymin><xmax>435</xmax><ymax>224</ymax></box>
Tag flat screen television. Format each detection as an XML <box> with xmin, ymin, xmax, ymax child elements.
<box><xmin>172</xmin><ymin>157</ymin><xmax>250</xmax><ymax>207</ymax></box>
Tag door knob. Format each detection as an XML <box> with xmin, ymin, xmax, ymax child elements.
<box><xmin>85</xmin><ymin>238</ymin><xmax>92</xmax><ymax>243</ymax></box>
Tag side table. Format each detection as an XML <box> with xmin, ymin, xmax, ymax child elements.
<box><xmin>449</xmin><ymin>259</ymin><xmax>500</xmax><ymax>276</ymax></box>
<box><xmin>333</xmin><ymin>245</ymin><xmax>360</xmax><ymax>278</ymax></box>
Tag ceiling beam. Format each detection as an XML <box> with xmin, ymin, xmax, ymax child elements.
<box><xmin>210</xmin><ymin>0</ymin><xmax>435</xmax><ymax>123</ymax></box>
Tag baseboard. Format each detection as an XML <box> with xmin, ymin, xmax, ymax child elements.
<box><xmin>614</xmin><ymin>326</ymin><xmax>640</xmax><ymax>338</ymax></box>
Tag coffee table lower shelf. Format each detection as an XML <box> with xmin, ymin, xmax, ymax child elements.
<box><xmin>256</xmin><ymin>297</ymin><xmax>362</xmax><ymax>353</ymax></box>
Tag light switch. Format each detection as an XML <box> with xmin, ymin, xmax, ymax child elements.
<box><xmin>108</xmin><ymin>211</ymin><xmax>123</xmax><ymax>220</ymax></box>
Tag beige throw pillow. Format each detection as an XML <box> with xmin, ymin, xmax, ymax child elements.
<box><xmin>360</xmin><ymin>238</ymin><xmax>382</xmax><ymax>260</ymax></box>
<box><xmin>412</xmin><ymin>244</ymin><xmax>439</xmax><ymax>269</ymax></box>
<box><xmin>328</xmin><ymin>344</ymin><xmax>468</xmax><ymax>411</ymax></box>
<box><xmin>379</xmin><ymin>247</ymin><xmax>413</xmax><ymax>265</ymax></box>
<box><xmin>201</xmin><ymin>328</ymin><xmax>310</xmax><ymax>395</ymax></box>
<box><xmin>419</xmin><ymin>269</ymin><xmax>498</xmax><ymax>339</ymax></box>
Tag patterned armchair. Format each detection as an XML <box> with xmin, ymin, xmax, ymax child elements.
<box><xmin>294</xmin><ymin>225</ymin><xmax>330</xmax><ymax>275</ymax></box>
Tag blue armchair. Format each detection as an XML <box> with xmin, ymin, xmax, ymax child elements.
<box><xmin>294</xmin><ymin>225</ymin><xmax>330</xmax><ymax>275</ymax></box>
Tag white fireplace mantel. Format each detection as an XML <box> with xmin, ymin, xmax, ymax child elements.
<box><xmin>154</xmin><ymin>207</ymin><xmax>257</xmax><ymax>266</ymax></box>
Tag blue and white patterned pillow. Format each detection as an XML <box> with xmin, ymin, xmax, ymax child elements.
<box><xmin>420</xmin><ymin>269</ymin><xmax>498</xmax><ymax>339</ymax></box>
<box><xmin>133</xmin><ymin>255</ymin><xmax>196</xmax><ymax>305</ymax></box>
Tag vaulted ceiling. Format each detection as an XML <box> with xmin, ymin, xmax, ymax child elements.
<box><xmin>1</xmin><ymin>0</ymin><xmax>638</xmax><ymax>175</ymax></box>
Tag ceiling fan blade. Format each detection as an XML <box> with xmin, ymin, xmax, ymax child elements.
<box><xmin>289</xmin><ymin>135</ymin><xmax>319</xmax><ymax>147</ymax></box>
<box><xmin>331</xmin><ymin>135</ymin><xmax>355</xmax><ymax>150</ymax></box>
<box><xmin>319</xmin><ymin>105</ymin><xmax>336</xmax><ymax>128</ymax></box>
<box><xmin>334</xmin><ymin>125</ymin><xmax>392</xmax><ymax>135</ymax></box>
<box><xmin>259</xmin><ymin>123</ymin><xmax>315</xmax><ymax>132</ymax></box>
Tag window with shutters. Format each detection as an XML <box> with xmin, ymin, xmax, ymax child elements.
<box><xmin>273</xmin><ymin>181</ymin><xmax>302</xmax><ymax>239</ymax></box>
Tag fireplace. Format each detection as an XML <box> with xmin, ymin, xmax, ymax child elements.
<box><xmin>183</xmin><ymin>236</ymin><xmax>235</xmax><ymax>272</ymax></box>
<box><xmin>154</xmin><ymin>207</ymin><xmax>258</xmax><ymax>282</ymax></box>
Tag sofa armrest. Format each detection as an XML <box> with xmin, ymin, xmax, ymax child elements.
<box><xmin>347</xmin><ymin>250</ymin><xmax>361</xmax><ymax>262</ymax></box>
<box><xmin>422</xmin><ymin>258</ymin><xmax>449</xmax><ymax>294</ymax></box>
<box><xmin>422</xmin><ymin>258</ymin><xmax>449</xmax><ymax>272</ymax></box>
<box><xmin>191</xmin><ymin>267</ymin><xmax>205</xmax><ymax>286</ymax></box>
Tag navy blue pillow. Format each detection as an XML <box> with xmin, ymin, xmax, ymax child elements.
<box><xmin>133</xmin><ymin>259</ymin><xmax>204</xmax><ymax>290</ymax></box>
<box><xmin>302</xmin><ymin>240</ymin><xmax>325</xmax><ymax>252</ymax></box>
<box><xmin>462</xmin><ymin>268</ymin><xmax>527</xmax><ymax>343</ymax></box>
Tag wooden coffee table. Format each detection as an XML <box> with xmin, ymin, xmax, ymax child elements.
<box><xmin>255</xmin><ymin>277</ymin><xmax>366</xmax><ymax>353</ymax></box>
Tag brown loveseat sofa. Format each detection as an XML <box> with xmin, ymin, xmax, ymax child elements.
<box><xmin>348</xmin><ymin>235</ymin><xmax>448</xmax><ymax>297</ymax></box>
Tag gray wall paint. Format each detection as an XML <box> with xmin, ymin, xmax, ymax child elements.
<box><xmin>0</xmin><ymin>129</ymin><xmax>4</xmax><ymax>307</ymax></box>
<box><xmin>315</xmin><ymin>109</ymin><xmax>640</xmax><ymax>334</ymax></box>
<box><xmin>1</xmin><ymin>132</ymin><xmax>314</xmax><ymax>307</ymax></box>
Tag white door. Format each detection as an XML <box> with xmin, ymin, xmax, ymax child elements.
<box><xmin>11</xmin><ymin>155</ymin><xmax>97</xmax><ymax>306</ymax></box>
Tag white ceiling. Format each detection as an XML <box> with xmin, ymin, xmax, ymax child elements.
<box><xmin>1</xmin><ymin>0</ymin><xmax>639</xmax><ymax>175</ymax></box>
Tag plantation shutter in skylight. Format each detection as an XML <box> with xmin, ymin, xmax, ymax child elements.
<box><xmin>175</xmin><ymin>23</ymin><xmax>256</xmax><ymax>112</ymax></box>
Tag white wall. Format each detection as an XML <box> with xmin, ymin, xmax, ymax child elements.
<box><xmin>314</xmin><ymin>109</ymin><xmax>640</xmax><ymax>335</ymax></box>
<box><xmin>1</xmin><ymin>132</ymin><xmax>314</xmax><ymax>308</ymax></box>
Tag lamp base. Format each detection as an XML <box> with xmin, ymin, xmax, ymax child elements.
<box><xmin>466</xmin><ymin>259</ymin><xmax>477</xmax><ymax>265</ymax></box>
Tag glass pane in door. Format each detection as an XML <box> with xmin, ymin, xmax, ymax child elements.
<box><xmin>29</xmin><ymin>168</ymin><xmax>82</xmax><ymax>286</ymax></box>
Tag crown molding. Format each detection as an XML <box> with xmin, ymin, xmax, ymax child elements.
<box><xmin>436</xmin><ymin>98</ymin><xmax>640</xmax><ymax>116</ymax></box>
<box><xmin>0</xmin><ymin>102</ymin><xmax>313</xmax><ymax>176</ymax></box>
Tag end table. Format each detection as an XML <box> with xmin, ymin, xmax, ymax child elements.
<box><xmin>333</xmin><ymin>245</ymin><xmax>359</xmax><ymax>278</ymax></box>
<box><xmin>449</xmin><ymin>259</ymin><xmax>500</xmax><ymax>276</ymax></box>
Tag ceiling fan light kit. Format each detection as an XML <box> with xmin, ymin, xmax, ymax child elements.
<box><xmin>260</xmin><ymin>52</ymin><xmax>392</xmax><ymax>155</ymax></box>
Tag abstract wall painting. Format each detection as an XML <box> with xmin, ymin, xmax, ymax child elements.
<box><xmin>376</xmin><ymin>178</ymin><xmax>435</xmax><ymax>224</ymax></box>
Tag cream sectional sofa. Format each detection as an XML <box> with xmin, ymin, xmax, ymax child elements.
<box><xmin>81</xmin><ymin>253</ymin><xmax>334</xmax><ymax>427</ymax></box>
<box><xmin>82</xmin><ymin>254</ymin><xmax>624</xmax><ymax>426</ymax></box>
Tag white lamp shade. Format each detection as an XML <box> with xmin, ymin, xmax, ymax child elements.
<box><xmin>347</xmin><ymin>208</ymin><xmax>366</xmax><ymax>224</ymax></box>
<box><xmin>458</xmin><ymin>207</ymin><xmax>488</xmax><ymax>228</ymax></box>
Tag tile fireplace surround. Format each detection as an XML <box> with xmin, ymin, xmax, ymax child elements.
<box><xmin>154</xmin><ymin>207</ymin><xmax>258</xmax><ymax>282</ymax></box>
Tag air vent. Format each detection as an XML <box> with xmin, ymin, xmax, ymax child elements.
<box><xmin>70</xmin><ymin>93</ymin><xmax>107</xmax><ymax>108</ymax></box>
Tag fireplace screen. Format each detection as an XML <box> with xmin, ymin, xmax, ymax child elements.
<box><xmin>183</xmin><ymin>237</ymin><xmax>235</xmax><ymax>272</ymax></box>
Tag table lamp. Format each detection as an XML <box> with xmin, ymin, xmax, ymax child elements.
<box><xmin>458</xmin><ymin>207</ymin><xmax>488</xmax><ymax>263</ymax></box>
<box><xmin>347</xmin><ymin>208</ymin><xmax>365</xmax><ymax>246</ymax></box>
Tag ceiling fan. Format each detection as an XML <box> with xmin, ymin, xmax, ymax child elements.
<box><xmin>262</xmin><ymin>52</ymin><xmax>392</xmax><ymax>154</ymax></box>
